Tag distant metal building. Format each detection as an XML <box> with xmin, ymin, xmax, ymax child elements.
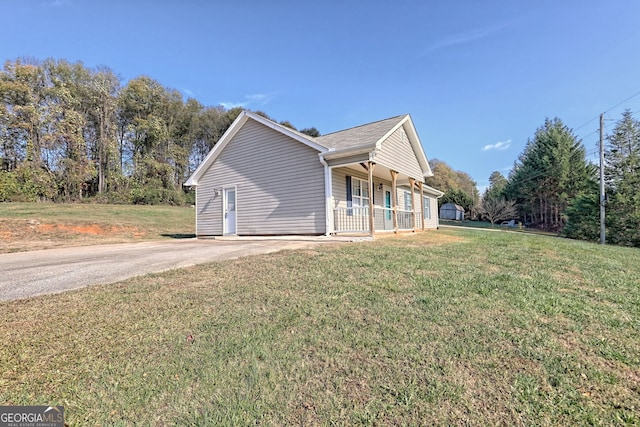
<box><xmin>440</xmin><ymin>203</ymin><xmax>465</xmax><ymax>221</ymax></box>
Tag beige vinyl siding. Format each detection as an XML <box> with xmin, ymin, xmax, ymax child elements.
<box><xmin>422</xmin><ymin>193</ymin><xmax>440</xmax><ymax>229</ymax></box>
<box><xmin>196</xmin><ymin>119</ymin><xmax>325</xmax><ymax>235</ymax></box>
<box><xmin>331</xmin><ymin>167</ymin><xmax>440</xmax><ymax>231</ymax></box>
<box><xmin>374</xmin><ymin>125</ymin><xmax>423</xmax><ymax>180</ymax></box>
<box><xmin>196</xmin><ymin>174</ymin><xmax>224</xmax><ymax>235</ymax></box>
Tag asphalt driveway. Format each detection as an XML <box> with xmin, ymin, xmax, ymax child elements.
<box><xmin>0</xmin><ymin>238</ymin><xmax>339</xmax><ymax>302</ymax></box>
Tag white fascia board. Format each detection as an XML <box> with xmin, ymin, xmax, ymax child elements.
<box><xmin>422</xmin><ymin>184</ymin><xmax>445</xmax><ymax>197</ymax></box>
<box><xmin>404</xmin><ymin>118</ymin><xmax>433</xmax><ymax>177</ymax></box>
<box><xmin>245</xmin><ymin>111</ymin><xmax>328</xmax><ymax>153</ymax></box>
<box><xmin>403</xmin><ymin>116</ymin><xmax>432</xmax><ymax>177</ymax></box>
<box><xmin>321</xmin><ymin>145</ymin><xmax>374</xmax><ymax>160</ymax></box>
<box><xmin>184</xmin><ymin>111</ymin><xmax>327</xmax><ymax>186</ymax></box>
<box><xmin>374</xmin><ymin>114</ymin><xmax>433</xmax><ymax>178</ymax></box>
<box><xmin>374</xmin><ymin>114</ymin><xmax>409</xmax><ymax>150</ymax></box>
<box><xmin>184</xmin><ymin>111</ymin><xmax>250</xmax><ymax>186</ymax></box>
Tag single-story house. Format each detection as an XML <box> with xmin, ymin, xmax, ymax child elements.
<box><xmin>440</xmin><ymin>203</ymin><xmax>465</xmax><ymax>221</ymax></box>
<box><xmin>184</xmin><ymin>111</ymin><xmax>444</xmax><ymax>237</ymax></box>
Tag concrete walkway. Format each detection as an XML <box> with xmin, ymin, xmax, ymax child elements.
<box><xmin>0</xmin><ymin>237</ymin><xmax>355</xmax><ymax>302</ymax></box>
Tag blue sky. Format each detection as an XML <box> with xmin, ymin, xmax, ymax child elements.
<box><xmin>2</xmin><ymin>0</ymin><xmax>640</xmax><ymax>192</ymax></box>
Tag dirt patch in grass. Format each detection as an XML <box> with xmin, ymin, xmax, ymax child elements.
<box><xmin>0</xmin><ymin>219</ymin><xmax>147</xmax><ymax>253</ymax></box>
<box><xmin>36</xmin><ymin>222</ymin><xmax>146</xmax><ymax>237</ymax></box>
<box><xmin>0</xmin><ymin>203</ymin><xmax>195</xmax><ymax>253</ymax></box>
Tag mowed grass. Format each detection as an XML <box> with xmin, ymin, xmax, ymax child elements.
<box><xmin>0</xmin><ymin>202</ymin><xmax>195</xmax><ymax>252</ymax></box>
<box><xmin>1</xmin><ymin>229</ymin><xmax>639</xmax><ymax>425</ymax></box>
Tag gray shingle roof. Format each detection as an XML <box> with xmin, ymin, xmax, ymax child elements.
<box><xmin>314</xmin><ymin>114</ymin><xmax>407</xmax><ymax>150</ymax></box>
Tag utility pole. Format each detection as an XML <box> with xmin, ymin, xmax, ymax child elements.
<box><xmin>599</xmin><ymin>113</ymin><xmax>606</xmax><ymax>245</ymax></box>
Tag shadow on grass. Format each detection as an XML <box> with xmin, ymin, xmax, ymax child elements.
<box><xmin>161</xmin><ymin>233</ymin><xmax>196</xmax><ymax>239</ymax></box>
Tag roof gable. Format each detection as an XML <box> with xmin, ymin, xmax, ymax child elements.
<box><xmin>317</xmin><ymin>114</ymin><xmax>433</xmax><ymax>178</ymax></box>
<box><xmin>185</xmin><ymin>111</ymin><xmax>325</xmax><ymax>186</ymax></box>
<box><xmin>185</xmin><ymin>111</ymin><xmax>435</xmax><ymax>186</ymax></box>
<box><xmin>390</xmin><ymin>115</ymin><xmax>433</xmax><ymax>178</ymax></box>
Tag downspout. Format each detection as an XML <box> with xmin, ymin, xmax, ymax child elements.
<box><xmin>435</xmin><ymin>192</ymin><xmax>444</xmax><ymax>229</ymax></box>
<box><xmin>418</xmin><ymin>181</ymin><xmax>424</xmax><ymax>231</ymax></box>
<box><xmin>319</xmin><ymin>154</ymin><xmax>333</xmax><ymax>236</ymax></box>
<box><xmin>190</xmin><ymin>185</ymin><xmax>198</xmax><ymax>237</ymax></box>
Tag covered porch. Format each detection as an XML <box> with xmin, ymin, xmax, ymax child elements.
<box><xmin>327</xmin><ymin>160</ymin><xmax>442</xmax><ymax>236</ymax></box>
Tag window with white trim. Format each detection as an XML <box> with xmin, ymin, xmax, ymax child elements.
<box><xmin>423</xmin><ymin>196</ymin><xmax>431</xmax><ymax>219</ymax></box>
<box><xmin>351</xmin><ymin>177</ymin><xmax>369</xmax><ymax>215</ymax></box>
<box><xmin>404</xmin><ymin>191</ymin><xmax>412</xmax><ymax>211</ymax></box>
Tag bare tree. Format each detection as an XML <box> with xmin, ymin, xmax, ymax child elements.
<box><xmin>480</xmin><ymin>197</ymin><xmax>517</xmax><ymax>225</ymax></box>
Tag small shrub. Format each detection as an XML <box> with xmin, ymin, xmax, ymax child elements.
<box><xmin>130</xmin><ymin>187</ymin><xmax>185</xmax><ymax>206</ymax></box>
<box><xmin>0</xmin><ymin>171</ymin><xmax>19</xmax><ymax>201</ymax></box>
<box><xmin>91</xmin><ymin>190</ymin><xmax>133</xmax><ymax>205</ymax></box>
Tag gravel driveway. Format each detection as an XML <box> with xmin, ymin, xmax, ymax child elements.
<box><xmin>0</xmin><ymin>238</ymin><xmax>339</xmax><ymax>302</ymax></box>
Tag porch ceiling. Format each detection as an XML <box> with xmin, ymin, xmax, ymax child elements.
<box><xmin>341</xmin><ymin>162</ymin><xmax>418</xmax><ymax>186</ymax></box>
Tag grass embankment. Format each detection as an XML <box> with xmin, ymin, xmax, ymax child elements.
<box><xmin>0</xmin><ymin>202</ymin><xmax>195</xmax><ymax>253</ymax></box>
<box><xmin>1</xmin><ymin>228</ymin><xmax>639</xmax><ymax>425</ymax></box>
<box><xmin>441</xmin><ymin>219</ymin><xmax>561</xmax><ymax>237</ymax></box>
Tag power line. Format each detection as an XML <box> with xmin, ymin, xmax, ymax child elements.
<box><xmin>573</xmin><ymin>90</ymin><xmax>640</xmax><ymax>133</ymax></box>
<box><xmin>604</xmin><ymin>90</ymin><xmax>640</xmax><ymax>115</ymax></box>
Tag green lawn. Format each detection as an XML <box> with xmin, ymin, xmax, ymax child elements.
<box><xmin>1</xmin><ymin>228</ymin><xmax>639</xmax><ymax>425</ymax></box>
<box><xmin>0</xmin><ymin>202</ymin><xmax>195</xmax><ymax>252</ymax></box>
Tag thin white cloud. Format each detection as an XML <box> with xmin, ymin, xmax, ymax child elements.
<box><xmin>423</xmin><ymin>23</ymin><xmax>507</xmax><ymax>55</ymax></box>
<box><xmin>181</xmin><ymin>88</ymin><xmax>194</xmax><ymax>97</ymax></box>
<box><xmin>220</xmin><ymin>93</ymin><xmax>274</xmax><ymax>109</ymax></box>
<box><xmin>482</xmin><ymin>139</ymin><xmax>511</xmax><ymax>151</ymax></box>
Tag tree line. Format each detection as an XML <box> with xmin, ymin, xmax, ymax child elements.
<box><xmin>2</xmin><ymin>58</ymin><xmax>637</xmax><ymax>247</ymax></box>
<box><xmin>0</xmin><ymin>58</ymin><xmax>315</xmax><ymax>205</ymax></box>
<box><xmin>429</xmin><ymin>114</ymin><xmax>639</xmax><ymax>248</ymax></box>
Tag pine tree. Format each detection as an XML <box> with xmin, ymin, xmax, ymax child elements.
<box><xmin>506</xmin><ymin>118</ymin><xmax>592</xmax><ymax>231</ymax></box>
<box><xmin>604</xmin><ymin>110</ymin><xmax>640</xmax><ymax>246</ymax></box>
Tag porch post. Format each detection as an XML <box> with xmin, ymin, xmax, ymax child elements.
<box><xmin>319</xmin><ymin>155</ymin><xmax>333</xmax><ymax>235</ymax></box>
<box><xmin>390</xmin><ymin>170</ymin><xmax>398</xmax><ymax>233</ymax></box>
<box><xmin>418</xmin><ymin>181</ymin><xmax>425</xmax><ymax>231</ymax></box>
<box><xmin>409</xmin><ymin>178</ymin><xmax>416</xmax><ymax>232</ymax></box>
<box><xmin>367</xmin><ymin>161</ymin><xmax>375</xmax><ymax>237</ymax></box>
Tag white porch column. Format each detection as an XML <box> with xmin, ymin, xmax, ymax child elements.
<box><xmin>367</xmin><ymin>161</ymin><xmax>375</xmax><ymax>237</ymax></box>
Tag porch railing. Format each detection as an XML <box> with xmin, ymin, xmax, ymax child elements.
<box><xmin>333</xmin><ymin>207</ymin><xmax>370</xmax><ymax>233</ymax></box>
<box><xmin>333</xmin><ymin>208</ymin><xmax>415</xmax><ymax>233</ymax></box>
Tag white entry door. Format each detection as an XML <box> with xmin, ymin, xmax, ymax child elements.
<box><xmin>224</xmin><ymin>187</ymin><xmax>236</xmax><ymax>235</ymax></box>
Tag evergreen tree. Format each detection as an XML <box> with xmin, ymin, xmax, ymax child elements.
<box><xmin>505</xmin><ymin>118</ymin><xmax>591</xmax><ymax>231</ymax></box>
<box><xmin>604</xmin><ymin>110</ymin><xmax>640</xmax><ymax>246</ymax></box>
<box><xmin>484</xmin><ymin>171</ymin><xmax>508</xmax><ymax>201</ymax></box>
